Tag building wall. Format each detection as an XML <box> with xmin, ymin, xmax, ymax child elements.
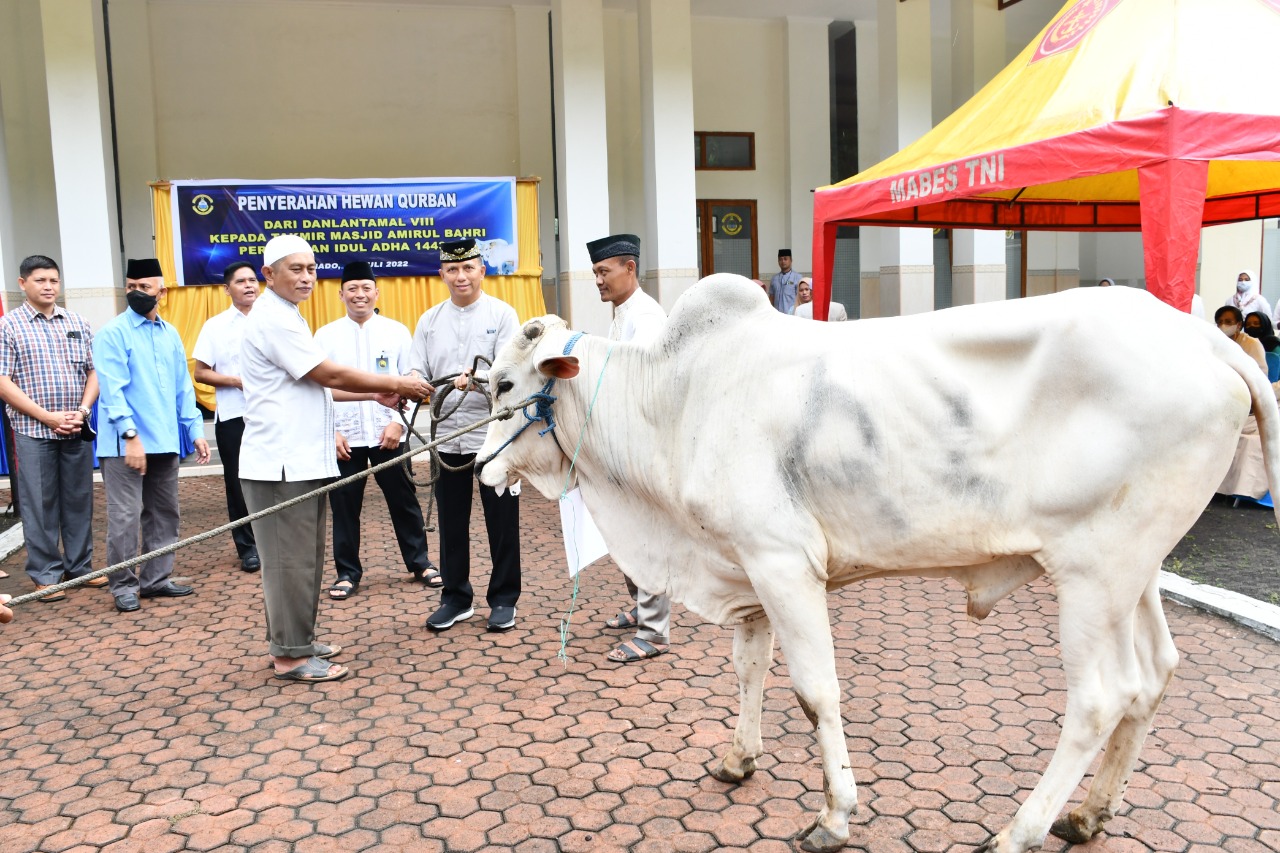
<box><xmin>690</xmin><ymin>16</ymin><xmax>788</xmax><ymax>278</ymax></box>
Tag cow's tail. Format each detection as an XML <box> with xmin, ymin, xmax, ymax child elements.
<box><xmin>1225</xmin><ymin>343</ymin><xmax>1280</xmax><ymax>526</ymax></box>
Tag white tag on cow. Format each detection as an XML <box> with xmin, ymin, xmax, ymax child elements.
<box><xmin>560</xmin><ymin>488</ymin><xmax>608</xmax><ymax>578</ymax></box>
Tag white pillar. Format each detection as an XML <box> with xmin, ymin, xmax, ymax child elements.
<box><xmin>514</xmin><ymin>5</ymin><xmax>557</xmax><ymax>311</ymax></box>
<box><xmin>639</xmin><ymin>0</ymin><xmax>698</xmax><ymax>312</ymax></box>
<box><xmin>855</xmin><ymin>20</ymin><xmax>881</xmax><ymax>318</ymax></box>
<box><xmin>551</xmin><ymin>0</ymin><xmax>613</xmax><ymax>335</ymax></box>
<box><xmin>0</xmin><ymin>85</ymin><xmax>16</xmax><ymax>311</ymax></box>
<box><xmin>786</xmin><ymin>16</ymin><xmax>831</xmax><ymax>276</ymax></box>
<box><xmin>41</xmin><ymin>0</ymin><xmax>121</xmax><ymax>330</ymax></box>
<box><xmin>1025</xmin><ymin>232</ymin><xmax>1080</xmax><ymax>296</ymax></box>
<box><xmin>104</xmin><ymin>0</ymin><xmax>159</xmax><ymax>266</ymax></box>
<box><xmin>877</xmin><ymin>0</ymin><xmax>933</xmax><ymax>316</ymax></box>
<box><xmin>950</xmin><ymin>0</ymin><xmax>1005</xmax><ymax>304</ymax></box>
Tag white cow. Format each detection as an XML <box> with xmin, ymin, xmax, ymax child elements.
<box><xmin>475</xmin><ymin>275</ymin><xmax>1280</xmax><ymax>853</ymax></box>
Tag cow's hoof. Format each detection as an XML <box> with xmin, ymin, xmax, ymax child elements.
<box><xmin>1049</xmin><ymin>813</ymin><xmax>1101</xmax><ymax>845</ymax></box>
<box><xmin>796</xmin><ymin>823</ymin><xmax>846</xmax><ymax>853</ymax></box>
<box><xmin>707</xmin><ymin>756</ymin><xmax>756</xmax><ymax>784</ymax></box>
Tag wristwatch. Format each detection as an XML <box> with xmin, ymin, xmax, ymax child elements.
<box><xmin>77</xmin><ymin>406</ymin><xmax>92</xmax><ymax>418</ymax></box>
<box><xmin>121</xmin><ymin>428</ymin><xmax>138</xmax><ymax>440</ymax></box>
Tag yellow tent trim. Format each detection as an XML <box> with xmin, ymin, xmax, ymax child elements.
<box><xmin>150</xmin><ymin>179</ymin><xmax>546</xmax><ymax>410</ymax></box>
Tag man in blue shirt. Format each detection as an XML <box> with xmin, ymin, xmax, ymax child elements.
<box><xmin>768</xmin><ymin>249</ymin><xmax>801</xmax><ymax>313</ymax></box>
<box><xmin>94</xmin><ymin>258</ymin><xmax>210</xmax><ymax>613</ymax></box>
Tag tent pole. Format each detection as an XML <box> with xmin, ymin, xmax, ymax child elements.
<box><xmin>1138</xmin><ymin>159</ymin><xmax>1208</xmax><ymax>312</ymax></box>
<box><xmin>812</xmin><ymin>220</ymin><xmax>838</xmax><ymax>321</ymax></box>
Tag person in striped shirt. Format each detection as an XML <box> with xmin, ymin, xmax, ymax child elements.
<box><xmin>0</xmin><ymin>255</ymin><xmax>100</xmax><ymax>602</ymax></box>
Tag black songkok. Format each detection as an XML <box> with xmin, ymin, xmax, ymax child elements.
<box><xmin>342</xmin><ymin>261</ymin><xmax>375</xmax><ymax>283</ymax></box>
<box><xmin>439</xmin><ymin>239</ymin><xmax>482</xmax><ymax>263</ymax></box>
<box><xmin>778</xmin><ymin>249</ymin><xmax>791</xmax><ymax>259</ymax></box>
<box><xmin>586</xmin><ymin>234</ymin><xmax>641</xmax><ymax>264</ymax></box>
<box><xmin>126</xmin><ymin>258</ymin><xmax>163</xmax><ymax>280</ymax></box>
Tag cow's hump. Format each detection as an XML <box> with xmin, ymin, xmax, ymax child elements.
<box><xmin>661</xmin><ymin>274</ymin><xmax>772</xmax><ymax>351</ymax></box>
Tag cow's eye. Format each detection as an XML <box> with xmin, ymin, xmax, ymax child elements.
<box><xmin>496</xmin><ymin>380</ymin><xmax>514</xmax><ymax>396</ymax></box>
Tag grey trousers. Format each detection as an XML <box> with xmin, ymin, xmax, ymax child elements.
<box><xmin>100</xmin><ymin>454</ymin><xmax>181</xmax><ymax>596</ymax></box>
<box><xmin>624</xmin><ymin>574</ymin><xmax>671</xmax><ymax>645</ymax></box>
<box><xmin>242</xmin><ymin>478</ymin><xmax>330</xmax><ymax>658</ymax></box>
<box><xmin>14</xmin><ymin>433</ymin><xmax>95</xmax><ymax>585</ymax></box>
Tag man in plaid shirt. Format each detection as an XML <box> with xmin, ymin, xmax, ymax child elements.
<box><xmin>0</xmin><ymin>255</ymin><xmax>100</xmax><ymax>602</ymax></box>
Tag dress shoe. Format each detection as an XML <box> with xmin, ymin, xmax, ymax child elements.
<box><xmin>426</xmin><ymin>603</ymin><xmax>474</xmax><ymax>631</ymax></box>
<box><xmin>487</xmin><ymin>605</ymin><xmax>517</xmax><ymax>632</ymax></box>
<box><xmin>241</xmin><ymin>552</ymin><xmax>261</xmax><ymax>572</ymax></box>
<box><xmin>114</xmin><ymin>593</ymin><xmax>141</xmax><ymax>612</ymax></box>
<box><xmin>140</xmin><ymin>581</ymin><xmax>195</xmax><ymax>598</ymax></box>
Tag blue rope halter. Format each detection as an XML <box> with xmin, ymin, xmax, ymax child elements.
<box><xmin>483</xmin><ymin>331</ymin><xmax>585</xmax><ymax>462</ymax></box>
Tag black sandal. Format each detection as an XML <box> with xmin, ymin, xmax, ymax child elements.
<box><xmin>328</xmin><ymin>580</ymin><xmax>357</xmax><ymax>600</ymax></box>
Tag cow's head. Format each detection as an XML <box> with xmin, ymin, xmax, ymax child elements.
<box><xmin>476</xmin><ymin>316</ymin><xmax>582</xmax><ymax>499</ymax></box>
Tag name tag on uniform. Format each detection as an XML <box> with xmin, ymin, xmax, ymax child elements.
<box><xmin>375</xmin><ymin>354</ymin><xmax>390</xmax><ymax>374</ymax></box>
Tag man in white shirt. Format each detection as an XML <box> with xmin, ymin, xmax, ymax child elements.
<box><xmin>314</xmin><ymin>261</ymin><xmax>436</xmax><ymax>601</ymax></box>
<box><xmin>409</xmin><ymin>238</ymin><xmax>521</xmax><ymax>633</ymax></box>
<box><xmin>193</xmin><ymin>262</ymin><xmax>261</xmax><ymax>572</ymax></box>
<box><xmin>588</xmin><ymin>233</ymin><xmax>671</xmax><ymax>663</ymax></box>
<box><xmin>240</xmin><ymin>236</ymin><xmax>430</xmax><ymax>684</ymax></box>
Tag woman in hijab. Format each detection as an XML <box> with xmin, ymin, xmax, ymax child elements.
<box><xmin>1225</xmin><ymin>269</ymin><xmax>1272</xmax><ymax>323</ymax></box>
<box><xmin>1244</xmin><ymin>311</ymin><xmax>1280</xmax><ymax>380</ymax></box>
<box><xmin>1215</xmin><ymin>305</ymin><xmax>1268</xmax><ymax>374</ymax></box>
<box><xmin>791</xmin><ymin>278</ymin><xmax>848</xmax><ymax>321</ymax></box>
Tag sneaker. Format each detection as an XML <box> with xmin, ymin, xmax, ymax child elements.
<box><xmin>426</xmin><ymin>603</ymin><xmax>474</xmax><ymax>632</ymax></box>
<box><xmin>487</xmin><ymin>605</ymin><xmax>516</xmax><ymax>632</ymax></box>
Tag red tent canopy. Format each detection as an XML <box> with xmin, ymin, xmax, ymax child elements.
<box><xmin>811</xmin><ymin>0</ymin><xmax>1280</xmax><ymax>320</ymax></box>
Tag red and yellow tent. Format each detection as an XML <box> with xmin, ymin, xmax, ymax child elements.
<box><xmin>812</xmin><ymin>0</ymin><xmax>1280</xmax><ymax>318</ymax></box>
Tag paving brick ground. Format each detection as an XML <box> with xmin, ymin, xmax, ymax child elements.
<box><xmin>1</xmin><ymin>475</ymin><xmax>1278</xmax><ymax>853</ymax></box>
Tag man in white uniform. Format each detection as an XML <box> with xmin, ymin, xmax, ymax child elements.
<box><xmin>314</xmin><ymin>261</ymin><xmax>436</xmax><ymax>600</ymax></box>
<box><xmin>410</xmin><ymin>238</ymin><xmax>521</xmax><ymax>633</ymax></box>
<box><xmin>588</xmin><ymin>233</ymin><xmax>672</xmax><ymax>663</ymax></box>
<box><xmin>193</xmin><ymin>261</ymin><xmax>261</xmax><ymax>572</ymax></box>
<box><xmin>240</xmin><ymin>235</ymin><xmax>430</xmax><ymax>684</ymax></box>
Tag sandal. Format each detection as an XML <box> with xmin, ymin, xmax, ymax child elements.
<box><xmin>605</xmin><ymin>607</ymin><xmax>639</xmax><ymax>630</ymax></box>
<box><xmin>328</xmin><ymin>580</ymin><xmax>357</xmax><ymax>600</ymax></box>
<box><xmin>34</xmin><ymin>584</ymin><xmax>66</xmax><ymax>603</ymax></box>
<box><xmin>273</xmin><ymin>657</ymin><xmax>349</xmax><ymax>683</ymax></box>
<box><xmin>606</xmin><ymin>637</ymin><xmax>668</xmax><ymax>663</ymax></box>
<box><xmin>413</xmin><ymin>566</ymin><xmax>443</xmax><ymax>588</ymax></box>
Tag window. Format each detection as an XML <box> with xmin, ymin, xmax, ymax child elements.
<box><xmin>695</xmin><ymin>132</ymin><xmax>755</xmax><ymax>170</ymax></box>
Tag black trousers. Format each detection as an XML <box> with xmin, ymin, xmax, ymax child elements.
<box><xmin>329</xmin><ymin>444</ymin><xmax>431</xmax><ymax>586</ymax></box>
<box><xmin>435</xmin><ymin>451</ymin><xmax>520</xmax><ymax>610</ymax></box>
<box><xmin>214</xmin><ymin>416</ymin><xmax>256</xmax><ymax>559</ymax></box>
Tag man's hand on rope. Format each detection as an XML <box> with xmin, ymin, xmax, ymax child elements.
<box><xmin>454</xmin><ymin>369</ymin><xmax>476</xmax><ymax>392</ymax></box>
<box><xmin>396</xmin><ymin>374</ymin><xmax>433</xmax><ymax>402</ymax></box>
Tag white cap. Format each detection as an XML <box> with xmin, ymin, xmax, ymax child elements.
<box><xmin>263</xmin><ymin>234</ymin><xmax>313</xmax><ymax>266</ymax></box>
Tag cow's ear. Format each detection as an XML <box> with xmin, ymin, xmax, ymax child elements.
<box><xmin>537</xmin><ymin>355</ymin><xmax>580</xmax><ymax>379</ymax></box>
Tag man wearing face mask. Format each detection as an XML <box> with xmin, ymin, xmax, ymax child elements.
<box><xmin>1225</xmin><ymin>269</ymin><xmax>1272</xmax><ymax>324</ymax></box>
<box><xmin>1213</xmin><ymin>305</ymin><xmax>1268</xmax><ymax>374</ymax></box>
<box><xmin>94</xmin><ymin>258</ymin><xmax>211</xmax><ymax>613</ymax></box>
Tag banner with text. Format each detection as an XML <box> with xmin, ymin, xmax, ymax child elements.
<box><xmin>170</xmin><ymin>177</ymin><xmax>518</xmax><ymax>284</ymax></box>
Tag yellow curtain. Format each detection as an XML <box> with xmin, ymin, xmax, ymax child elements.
<box><xmin>150</xmin><ymin>179</ymin><xmax>545</xmax><ymax>409</ymax></box>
